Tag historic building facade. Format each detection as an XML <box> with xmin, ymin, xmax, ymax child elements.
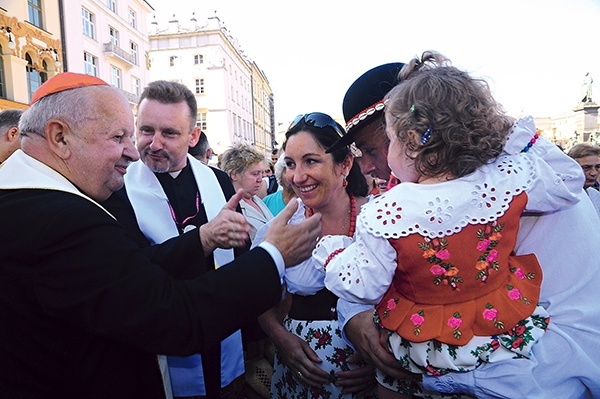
<box><xmin>0</xmin><ymin>0</ymin><xmax>63</xmax><ymax>110</ymax></box>
<box><xmin>62</xmin><ymin>0</ymin><xmax>153</xmax><ymax>110</ymax></box>
<box><xmin>0</xmin><ymin>0</ymin><xmax>152</xmax><ymax>112</ymax></box>
<box><xmin>147</xmin><ymin>12</ymin><xmax>275</xmax><ymax>158</ymax></box>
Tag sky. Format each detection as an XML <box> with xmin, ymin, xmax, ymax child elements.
<box><xmin>149</xmin><ymin>0</ymin><xmax>600</xmax><ymax>126</ymax></box>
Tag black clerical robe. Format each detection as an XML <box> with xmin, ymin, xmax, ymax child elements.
<box><xmin>0</xmin><ymin>188</ymin><xmax>279</xmax><ymax>398</ymax></box>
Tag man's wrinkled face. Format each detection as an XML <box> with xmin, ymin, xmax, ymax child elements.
<box><xmin>65</xmin><ymin>88</ymin><xmax>139</xmax><ymax>201</ymax></box>
<box><xmin>352</xmin><ymin>116</ymin><xmax>391</xmax><ymax>179</ymax></box>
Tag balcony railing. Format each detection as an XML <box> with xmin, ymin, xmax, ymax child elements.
<box><xmin>103</xmin><ymin>43</ymin><xmax>135</xmax><ymax>66</ymax></box>
<box><xmin>117</xmin><ymin>87</ymin><xmax>140</xmax><ymax>104</ymax></box>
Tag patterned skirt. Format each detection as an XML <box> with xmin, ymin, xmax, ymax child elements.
<box><xmin>375</xmin><ymin>305</ymin><xmax>549</xmax><ymax>398</ymax></box>
<box><xmin>270</xmin><ymin>316</ymin><xmax>377</xmax><ymax>399</ymax></box>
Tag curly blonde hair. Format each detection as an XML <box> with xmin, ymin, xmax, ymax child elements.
<box><xmin>385</xmin><ymin>51</ymin><xmax>513</xmax><ymax>179</ymax></box>
<box><xmin>219</xmin><ymin>142</ymin><xmax>265</xmax><ymax>178</ymax></box>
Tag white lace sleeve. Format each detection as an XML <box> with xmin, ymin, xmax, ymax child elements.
<box><xmin>505</xmin><ymin>116</ymin><xmax>584</xmax><ymax>196</ymax></box>
<box><xmin>320</xmin><ymin>221</ymin><xmax>397</xmax><ymax>305</ymax></box>
<box><xmin>517</xmin><ymin>150</ymin><xmax>582</xmax><ymax>212</ymax></box>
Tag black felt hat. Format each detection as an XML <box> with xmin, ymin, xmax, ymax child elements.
<box><xmin>327</xmin><ymin>62</ymin><xmax>404</xmax><ymax>153</ymax></box>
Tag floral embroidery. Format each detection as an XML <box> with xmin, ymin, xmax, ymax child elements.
<box><xmin>382</xmin><ymin>298</ymin><xmax>398</xmax><ymax>318</ymax></box>
<box><xmin>532</xmin><ymin>314</ymin><xmax>550</xmax><ymax>330</ymax></box>
<box><xmin>313</xmin><ymin>329</ymin><xmax>332</xmax><ymax>349</ymax></box>
<box><xmin>500</xmin><ymin>319</ymin><xmax>538</xmax><ymax>351</ymax></box>
<box><xmin>447</xmin><ymin>312</ymin><xmax>463</xmax><ymax>340</ymax></box>
<box><xmin>275</xmin><ymin>317</ymin><xmax>378</xmax><ymax>399</ymax></box>
<box><xmin>507</xmin><ymin>284</ymin><xmax>531</xmax><ymax>305</ymax></box>
<box><xmin>419</xmin><ymin>237</ymin><xmax>463</xmax><ymax>290</ymax></box>
<box><xmin>326</xmin><ymin>347</ymin><xmax>352</xmax><ymax>369</ymax></box>
<box><xmin>490</xmin><ymin>338</ymin><xmax>500</xmax><ymax>351</ymax></box>
<box><xmin>425</xmin><ymin>363</ymin><xmax>443</xmax><ymax>376</ymax></box>
<box><xmin>510</xmin><ymin>266</ymin><xmax>536</xmax><ymax>280</ymax></box>
<box><xmin>475</xmin><ymin>222</ymin><xmax>504</xmax><ymax>282</ymax></box>
<box><xmin>483</xmin><ymin>302</ymin><xmax>505</xmax><ymax>330</ymax></box>
<box><xmin>411</xmin><ymin>310</ymin><xmax>425</xmax><ymax>336</ymax></box>
<box><xmin>305</xmin><ymin>326</ymin><xmax>333</xmax><ymax>350</ymax></box>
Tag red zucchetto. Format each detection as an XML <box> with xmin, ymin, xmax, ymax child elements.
<box><xmin>30</xmin><ymin>72</ymin><xmax>109</xmax><ymax>106</ymax></box>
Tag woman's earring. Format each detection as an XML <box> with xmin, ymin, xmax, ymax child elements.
<box><xmin>342</xmin><ymin>175</ymin><xmax>348</xmax><ymax>187</ymax></box>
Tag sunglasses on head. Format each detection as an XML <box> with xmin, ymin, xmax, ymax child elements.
<box><xmin>288</xmin><ymin>112</ymin><xmax>346</xmax><ymax>139</ymax></box>
<box><xmin>288</xmin><ymin>112</ymin><xmax>362</xmax><ymax>157</ymax></box>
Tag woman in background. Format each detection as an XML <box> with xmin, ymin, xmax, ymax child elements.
<box><xmin>219</xmin><ymin>143</ymin><xmax>274</xmax><ymax>241</ymax></box>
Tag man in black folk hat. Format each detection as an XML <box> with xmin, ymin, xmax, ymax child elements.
<box><xmin>328</xmin><ymin>62</ymin><xmax>420</xmax><ymax>388</ymax></box>
<box><xmin>327</xmin><ymin>62</ymin><xmax>404</xmax><ymax>181</ymax></box>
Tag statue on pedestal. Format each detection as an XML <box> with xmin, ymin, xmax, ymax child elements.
<box><xmin>582</xmin><ymin>72</ymin><xmax>593</xmax><ymax>103</ymax></box>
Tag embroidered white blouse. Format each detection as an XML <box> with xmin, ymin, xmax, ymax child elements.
<box><xmin>315</xmin><ymin>117</ymin><xmax>583</xmax><ymax>307</ymax></box>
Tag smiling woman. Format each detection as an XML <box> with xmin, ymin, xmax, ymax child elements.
<box><xmin>251</xmin><ymin>111</ymin><xmax>375</xmax><ymax>399</ymax></box>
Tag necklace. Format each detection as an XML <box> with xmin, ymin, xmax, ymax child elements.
<box><xmin>307</xmin><ymin>193</ymin><xmax>357</xmax><ymax>237</ymax></box>
<box><xmin>167</xmin><ymin>191</ymin><xmax>200</xmax><ymax>232</ymax></box>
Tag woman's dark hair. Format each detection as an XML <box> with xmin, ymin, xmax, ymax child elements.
<box><xmin>284</xmin><ymin>117</ymin><xmax>368</xmax><ymax>197</ymax></box>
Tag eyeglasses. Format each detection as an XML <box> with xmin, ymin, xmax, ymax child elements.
<box><xmin>288</xmin><ymin>112</ymin><xmax>361</xmax><ymax>157</ymax></box>
<box><xmin>288</xmin><ymin>112</ymin><xmax>346</xmax><ymax>139</ymax></box>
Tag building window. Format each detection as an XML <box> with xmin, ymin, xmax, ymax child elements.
<box><xmin>109</xmin><ymin>26</ymin><xmax>119</xmax><ymax>47</ymax></box>
<box><xmin>28</xmin><ymin>0</ymin><xmax>43</xmax><ymax>29</ymax></box>
<box><xmin>26</xmin><ymin>53</ymin><xmax>47</xmax><ymax>102</ymax></box>
<box><xmin>0</xmin><ymin>45</ymin><xmax>5</xmax><ymax>98</ymax></box>
<box><xmin>132</xmin><ymin>77</ymin><xmax>140</xmax><ymax>96</ymax></box>
<box><xmin>195</xmin><ymin>78</ymin><xmax>205</xmax><ymax>94</ymax></box>
<box><xmin>82</xmin><ymin>8</ymin><xmax>95</xmax><ymax>39</ymax></box>
<box><xmin>110</xmin><ymin>66</ymin><xmax>121</xmax><ymax>89</ymax></box>
<box><xmin>169</xmin><ymin>56</ymin><xmax>177</xmax><ymax>67</ymax></box>
<box><xmin>196</xmin><ymin>112</ymin><xmax>207</xmax><ymax>131</ymax></box>
<box><xmin>128</xmin><ymin>8</ymin><xmax>136</xmax><ymax>29</ymax></box>
<box><xmin>108</xmin><ymin>0</ymin><xmax>117</xmax><ymax>13</ymax></box>
<box><xmin>84</xmin><ymin>52</ymin><xmax>98</xmax><ymax>76</ymax></box>
<box><xmin>130</xmin><ymin>41</ymin><xmax>138</xmax><ymax>65</ymax></box>
<box><xmin>194</xmin><ymin>54</ymin><xmax>203</xmax><ymax>65</ymax></box>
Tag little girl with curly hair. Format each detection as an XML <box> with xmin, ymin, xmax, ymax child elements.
<box><xmin>315</xmin><ymin>51</ymin><xmax>584</xmax><ymax>398</ymax></box>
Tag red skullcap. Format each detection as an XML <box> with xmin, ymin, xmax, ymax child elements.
<box><xmin>29</xmin><ymin>72</ymin><xmax>109</xmax><ymax>105</ymax></box>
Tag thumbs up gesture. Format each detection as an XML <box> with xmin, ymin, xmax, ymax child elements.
<box><xmin>199</xmin><ymin>189</ymin><xmax>251</xmax><ymax>254</ymax></box>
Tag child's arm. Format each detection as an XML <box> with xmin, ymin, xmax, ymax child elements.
<box><xmin>515</xmin><ymin>148</ymin><xmax>583</xmax><ymax>212</ymax></box>
<box><xmin>314</xmin><ymin>223</ymin><xmax>397</xmax><ymax>305</ymax></box>
<box><xmin>504</xmin><ymin>116</ymin><xmax>584</xmax><ymax>206</ymax></box>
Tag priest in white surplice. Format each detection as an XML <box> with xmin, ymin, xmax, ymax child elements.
<box><xmin>123</xmin><ymin>81</ymin><xmax>246</xmax><ymax>399</ymax></box>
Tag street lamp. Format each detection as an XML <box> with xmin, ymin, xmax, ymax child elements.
<box><xmin>39</xmin><ymin>48</ymin><xmax>60</xmax><ymax>68</ymax></box>
<box><xmin>0</xmin><ymin>27</ymin><xmax>15</xmax><ymax>49</ymax></box>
